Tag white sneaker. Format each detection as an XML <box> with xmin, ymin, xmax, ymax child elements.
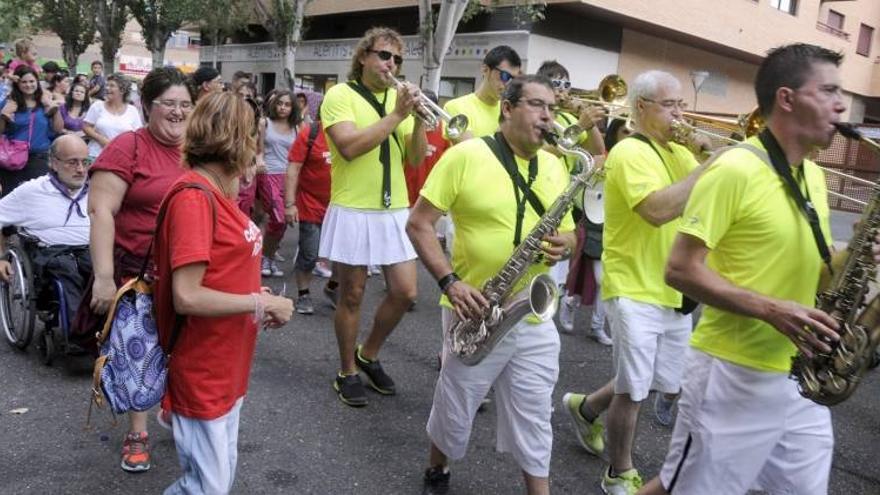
<box><xmin>312</xmin><ymin>262</ymin><xmax>332</xmax><ymax>278</ymax></box>
<box><xmin>589</xmin><ymin>326</ymin><xmax>613</xmax><ymax>346</ymax></box>
<box><xmin>557</xmin><ymin>295</ymin><xmax>576</xmax><ymax>333</ymax></box>
<box><xmin>261</xmin><ymin>257</ymin><xmax>272</xmax><ymax>277</ymax></box>
<box><xmin>368</xmin><ymin>265</ymin><xmax>382</xmax><ymax>276</ymax></box>
<box><xmin>269</xmin><ymin>260</ymin><xmax>284</xmax><ymax>277</ymax></box>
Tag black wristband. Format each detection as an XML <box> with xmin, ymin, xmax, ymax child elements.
<box><xmin>437</xmin><ymin>272</ymin><xmax>460</xmax><ymax>293</ymax></box>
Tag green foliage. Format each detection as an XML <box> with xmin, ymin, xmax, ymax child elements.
<box><xmin>0</xmin><ymin>0</ymin><xmax>39</xmax><ymax>43</ymax></box>
<box><xmin>126</xmin><ymin>0</ymin><xmax>201</xmax><ymax>51</ymax></box>
<box><xmin>36</xmin><ymin>0</ymin><xmax>97</xmax><ymax>68</ymax></box>
<box><xmin>256</xmin><ymin>0</ymin><xmax>312</xmax><ymax>49</ymax></box>
<box><xmin>199</xmin><ymin>0</ymin><xmax>250</xmax><ymax>45</ymax></box>
<box><xmin>460</xmin><ymin>0</ymin><xmax>546</xmax><ymax>26</ymax></box>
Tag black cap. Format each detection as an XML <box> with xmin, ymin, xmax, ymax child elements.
<box><xmin>193</xmin><ymin>66</ymin><xmax>220</xmax><ymax>86</ymax></box>
<box><xmin>42</xmin><ymin>61</ymin><xmax>60</xmax><ymax>73</ymax></box>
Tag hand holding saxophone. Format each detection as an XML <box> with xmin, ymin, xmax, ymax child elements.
<box><xmin>538</xmin><ymin>230</ymin><xmax>573</xmax><ymax>266</ymax></box>
<box><xmin>445</xmin><ymin>281</ymin><xmax>489</xmax><ymax>322</ymax></box>
<box><xmin>763</xmin><ymin>298</ymin><xmax>839</xmax><ymax>359</ymax></box>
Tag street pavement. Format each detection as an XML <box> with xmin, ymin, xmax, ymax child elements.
<box><xmin>1</xmin><ymin>210</ymin><xmax>879</xmax><ymax>494</ymax></box>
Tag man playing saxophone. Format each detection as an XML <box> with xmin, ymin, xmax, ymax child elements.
<box><xmin>406</xmin><ymin>75</ymin><xmax>576</xmax><ymax>495</ymax></box>
<box><xmin>639</xmin><ymin>43</ymin><xmax>857</xmax><ymax>495</ymax></box>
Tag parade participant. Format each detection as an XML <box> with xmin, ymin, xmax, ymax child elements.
<box><xmin>155</xmin><ymin>91</ymin><xmax>293</xmax><ymax>495</ymax></box>
<box><xmin>0</xmin><ymin>65</ymin><xmax>64</xmax><ymax>193</ymax></box>
<box><xmin>82</xmin><ymin>73</ymin><xmax>142</xmax><ymax>160</ymax></box>
<box><xmin>88</xmin><ymin>61</ymin><xmax>106</xmax><ymax>100</ymax></box>
<box><xmin>296</xmin><ymin>92</ymin><xmax>313</xmax><ymax>125</ymax></box>
<box><xmin>191</xmin><ymin>66</ymin><xmax>223</xmax><ymax>101</ymax></box>
<box><xmin>284</xmin><ymin>100</ymin><xmax>332</xmax><ymax>314</ymax></box>
<box><xmin>407</xmin><ymin>75</ymin><xmax>576</xmax><ymax>495</ymax></box>
<box><xmin>442</xmin><ymin>45</ymin><xmax>521</xmax><ymax>143</ymax></box>
<box><xmin>560</xmin><ymin>70</ymin><xmax>705</xmax><ymax>494</ymax></box>
<box><xmin>319</xmin><ymin>26</ymin><xmax>426</xmax><ymax>407</ymax></box>
<box><xmin>537</xmin><ymin>60</ymin><xmax>606</xmax><ymax>159</ymax></box>
<box><xmin>60</xmin><ymin>81</ymin><xmax>90</xmax><ymax>137</ymax></box>
<box><xmin>78</xmin><ymin>67</ymin><xmax>194</xmax><ymax>473</ymax></box>
<box><xmin>638</xmin><ymin>43</ymin><xmax>851</xmax><ymax>495</ymax></box>
<box><xmin>0</xmin><ymin>135</ymin><xmax>91</xmax><ymax>321</ymax></box>
<box><xmin>257</xmin><ymin>90</ymin><xmax>300</xmax><ymax>277</ymax></box>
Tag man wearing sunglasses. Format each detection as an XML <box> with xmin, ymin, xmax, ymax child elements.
<box><xmin>408</xmin><ymin>75</ymin><xmax>575</xmax><ymax>495</ymax></box>
<box><xmin>560</xmin><ymin>70</ymin><xmax>708</xmax><ymax>495</ymax></box>
<box><xmin>442</xmin><ymin>45</ymin><xmax>521</xmax><ymax>144</ymax></box>
<box><xmin>319</xmin><ymin>27</ymin><xmax>427</xmax><ymax>408</ymax></box>
<box><xmin>0</xmin><ymin>134</ymin><xmax>92</xmax><ymax>327</ymax></box>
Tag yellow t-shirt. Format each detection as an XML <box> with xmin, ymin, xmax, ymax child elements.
<box><xmin>601</xmin><ymin>136</ymin><xmax>699</xmax><ymax>307</ymax></box>
<box><xmin>442</xmin><ymin>92</ymin><xmax>500</xmax><ymax>141</ymax></box>
<box><xmin>682</xmin><ymin>137</ymin><xmax>832</xmax><ymax>373</ymax></box>
<box><xmin>420</xmin><ymin>138</ymin><xmax>576</xmax><ymax>309</ymax></box>
<box><xmin>555</xmin><ymin>111</ymin><xmax>591</xmax><ymax>172</ymax></box>
<box><xmin>321</xmin><ymin>82</ymin><xmax>415</xmax><ymax>209</ymax></box>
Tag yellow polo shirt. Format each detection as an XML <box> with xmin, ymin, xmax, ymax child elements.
<box><xmin>601</xmin><ymin>136</ymin><xmax>699</xmax><ymax>307</ymax></box>
<box><xmin>442</xmin><ymin>92</ymin><xmax>500</xmax><ymax>141</ymax></box>
<box><xmin>420</xmin><ymin>138</ymin><xmax>576</xmax><ymax>309</ymax></box>
<box><xmin>682</xmin><ymin>137</ymin><xmax>831</xmax><ymax>373</ymax></box>
<box><xmin>555</xmin><ymin>111</ymin><xmax>592</xmax><ymax>172</ymax></box>
<box><xmin>321</xmin><ymin>82</ymin><xmax>415</xmax><ymax>209</ymax></box>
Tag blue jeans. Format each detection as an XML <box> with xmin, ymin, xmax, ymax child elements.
<box><xmin>294</xmin><ymin>221</ymin><xmax>321</xmax><ymax>272</ymax></box>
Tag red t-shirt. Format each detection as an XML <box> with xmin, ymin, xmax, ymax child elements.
<box><xmin>405</xmin><ymin>126</ymin><xmax>449</xmax><ymax>206</ymax></box>
<box><xmin>287</xmin><ymin>122</ymin><xmax>331</xmax><ymax>224</ymax></box>
<box><xmin>154</xmin><ymin>171</ymin><xmax>264</xmax><ymax>420</ymax></box>
<box><xmin>89</xmin><ymin>129</ymin><xmax>184</xmax><ymax>259</ymax></box>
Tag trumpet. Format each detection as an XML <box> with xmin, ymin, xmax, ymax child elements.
<box><xmin>386</xmin><ymin>74</ymin><xmax>469</xmax><ymax>140</ymax></box>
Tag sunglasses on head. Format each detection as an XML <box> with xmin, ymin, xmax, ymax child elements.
<box><xmin>367</xmin><ymin>49</ymin><xmax>403</xmax><ymax>66</ymax></box>
<box><xmin>492</xmin><ymin>67</ymin><xmax>515</xmax><ymax>83</ymax></box>
<box><xmin>550</xmin><ymin>79</ymin><xmax>572</xmax><ymax>90</ymax></box>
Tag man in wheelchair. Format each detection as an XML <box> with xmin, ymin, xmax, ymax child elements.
<box><xmin>0</xmin><ymin>135</ymin><xmax>91</xmax><ymax>328</ymax></box>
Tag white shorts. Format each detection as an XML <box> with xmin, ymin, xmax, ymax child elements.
<box><xmin>659</xmin><ymin>348</ymin><xmax>833</xmax><ymax>495</ymax></box>
<box><xmin>427</xmin><ymin>308</ymin><xmax>560</xmax><ymax>477</ymax></box>
<box><xmin>607</xmin><ymin>297</ymin><xmax>691</xmax><ymax>401</ymax></box>
<box><xmin>548</xmin><ymin>258</ymin><xmax>570</xmax><ymax>287</ymax></box>
<box><xmin>318</xmin><ymin>204</ymin><xmax>417</xmax><ymax>266</ymax></box>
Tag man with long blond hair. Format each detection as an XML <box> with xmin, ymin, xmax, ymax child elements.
<box><xmin>319</xmin><ymin>26</ymin><xmax>427</xmax><ymax>407</ymax></box>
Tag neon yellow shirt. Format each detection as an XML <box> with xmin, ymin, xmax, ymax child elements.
<box><xmin>321</xmin><ymin>82</ymin><xmax>415</xmax><ymax>209</ymax></box>
<box><xmin>601</xmin><ymin>136</ymin><xmax>699</xmax><ymax>307</ymax></box>
<box><xmin>555</xmin><ymin>111</ymin><xmax>592</xmax><ymax>172</ymax></box>
<box><xmin>682</xmin><ymin>137</ymin><xmax>831</xmax><ymax>373</ymax></box>
<box><xmin>420</xmin><ymin>137</ymin><xmax>576</xmax><ymax>309</ymax></box>
<box><xmin>442</xmin><ymin>92</ymin><xmax>500</xmax><ymax>141</ymax></box>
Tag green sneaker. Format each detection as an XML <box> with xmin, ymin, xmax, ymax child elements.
<box><xmin>600</xmin><ymin>466</ymin><xmax>643</xmax><ymax>495</ymax></box>
<box><xmin>561</xmin><ymin>392</ymin><xmax>605</xmax><ymax>456</ymax></box>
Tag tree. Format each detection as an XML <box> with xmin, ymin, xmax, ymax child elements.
<box><xmin>0</xmin><ymin>0</ymin><xmax>39</xmax><ymax>44</ymax></box>
<box><xmin>94</xmin><ymin>0</ymin><xmax>128</xmax><ymax>72</ymax></box>
<box><xmin>126</xmin><ymin>0</ymin><xmax>201</xmax><ymax>68</ymax></box>
<box><xmin>418</xmin><ymin>0</ymin><xmax>546</xmax><ymax>94</ymax></box>
<box><xmin>254</xmin><ymin>0</ymin><xmax>313</xmax><ymax>90</ymax></box>
<box><xmin>36</xmin><ymin>0</ymin><xmax>96</xmax><ymax>72</ymax></box>
<box><xmin>199</xmin><ymin>0</ymin><xmax>250</xmax><ymax>69</ymax></box>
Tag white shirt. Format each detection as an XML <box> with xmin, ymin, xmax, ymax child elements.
<box><xmin>0</xmin><ymin>175</ymin><xmax>90</xmax><ymax>246</ymax></box>
<box><xmin>83</xmin><ymin>100</ymin><xmax>143</xmax><ymax>159</ymax></box>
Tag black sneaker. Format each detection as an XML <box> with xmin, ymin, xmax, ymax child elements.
<box><xmin>422</xmin><ymin>466</ymin><xmax>450</xmax><ymax>495</ymax></box>
<box><xmin>324</xmin><ymin>284</ymin><xmax>338</xmax><ymax>309</ymax></box>
<box><xmin>333</xmin><ymin>373</ymin><xmax>368</xmax><ymax>407</ymax></box>
<box><xmin>355</xmin><ymin>345</ymin><xmax>397</xmax><ymax>395</ymax></box>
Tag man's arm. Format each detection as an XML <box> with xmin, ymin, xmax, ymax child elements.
<box><xmin>665</xmin><ymin>232</ymin><xmax>839</xmax><ymax>357</ymax></box>
<box><xmin>635</xmin><ymin>162</ymin><xmax>708</xmax><ymax>227</ymax></box>
<box><xmin>284</xmin><ymin>160</ymin><xmax>303</xmax><ymax>224</ymax></box>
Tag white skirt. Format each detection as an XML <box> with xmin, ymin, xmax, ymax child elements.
<box><xmin>319</xmin><ymin>204</ymin><xmax>417</xmax><ymax>266</ymax></box>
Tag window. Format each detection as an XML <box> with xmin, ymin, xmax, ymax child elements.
<box><xmin>770</xmin><ymin>0</ymin><xmax>797</xmax><ymax>16</ymax></box>
<box><xmin>858</xmin><ymin>24</ymin><xmax>874</xmax><ymax>57</ymax></box>
<box><xmin>827</xmin><ymin>10</ymin><xmax>844</xmax><ymax>30</ymax></box>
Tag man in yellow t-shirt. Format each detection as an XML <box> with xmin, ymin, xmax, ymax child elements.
<box><xmin>559</xmin><ymin>70</ymin><xmax>706</xmax><ymax>494</ymax></box>
<box><xmin>642</xmin><ymin>44</ymin><xmax>859</xmax><ymax>495</ymax></box>
<box><xmin>407</xmin><ymin>75</ymin><xmax>576</xmax><ymax>495</ymax></box>
<box><xmin>318</xmin><ymin>27</ymin><xmax>427</xmax><ymax>408</ymax></box>
<box><xmin>442</xmin><ymin>45</ymin><xmax>521</xmax><ymax>143</ymax></box>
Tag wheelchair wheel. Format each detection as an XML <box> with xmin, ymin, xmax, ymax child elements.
<box><xmin>40</xmin><ymin>328</ymin><xmax>55</xmax><ymax>366</ymax></box>
<box><xmin>0</xmin><ymin>244</ymin><xmax>36</xmax><ymax>349</ymax></box>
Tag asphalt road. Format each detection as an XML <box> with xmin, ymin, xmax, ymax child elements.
<box><xmin>1</xmin><ymin>210</ymin><xmax>878</xmax><ymax>494</ymax></box>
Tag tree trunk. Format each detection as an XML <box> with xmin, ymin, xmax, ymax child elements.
<box><xmin>61</xmin><ymin>42</ymin><xmax>79</xmax><ymax>74</ymax></box>
<box><xmin>101</xmin><ymin>43</ymin><xmax>117</xmax><ymax>73</ymax></box>
<box><xmin>151</xmin><ymin>31</ymin><xmax>167</xmax><ymax>68</ymax></box>
<box><xmin>212</xmin><ymin>29</ymin><xmax>220</xmax><ymax>68</ymax></box>
<box><xmin>281</xmin><ymin>44</ymin><xmax>296</xmax><ymax>89</ymax></box>
<box><xmin>420</xmin><ymin>0</ymin><xmax>468</xmax><ymax>94</ymax></box>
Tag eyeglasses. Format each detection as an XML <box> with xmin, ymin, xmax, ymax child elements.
<box><xmin>492</xmin><ymin>67</ymin><xmax>515</xmax><ymax>83</ymax></box>
<box><xmin>516</xmin><ymin>98</ymin><xmax>557</xmax><ymax>114</ymax></box>
<box><xmin>153</xmin><ymin>99</ymin><xmax>194</xmax><ymax>111</ymax></box>
<box><xmin>640</xmin><ymin>97</ymin><xmax>688</xmax><ymax>110</ymax></box>
<box><xmin>550</xmin><ymin>79</ymin><xmax>572</xmax><ymax>90</ymax></box>
<box><xmin>367</xmin><ymin>49</ymin><xmax>403</xmax><ymax>66</ymax></box>
<box><xmin>53</xmin><ymin>157</ymin><xmax>92</xmax><ymax>168</ymax></box>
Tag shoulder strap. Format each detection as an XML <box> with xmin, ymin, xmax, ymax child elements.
<box><xmin>482</xmin><ymin>134</ymin><xmax>545</xmax><ymax>216</ymax></box>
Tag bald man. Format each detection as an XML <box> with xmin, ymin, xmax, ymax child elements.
<box><xmin>0</xmin><ymin>134</ymin><xmax>92</xmax><ymax>321</ymax></box>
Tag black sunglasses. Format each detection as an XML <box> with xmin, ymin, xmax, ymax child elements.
<box><xmin>367</xmin><ymin>49</ymin><xmax>403</xmax><ymax>66</ymax></box>
<box><xmin>492</xmin><ymin>67</ymin><xmax>515</xmax><ymax>83</ymax></box>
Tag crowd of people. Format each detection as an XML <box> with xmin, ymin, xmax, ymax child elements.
<box><xmin>0</xmin><ymin>27</ymin><xmax>873</xmax><ymax>495</ymax></box>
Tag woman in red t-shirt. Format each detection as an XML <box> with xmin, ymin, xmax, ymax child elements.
<box><xmin>155</xmin><ymin>92</ymin><xmax>293</xmax><ymax>495</ymax></box>
<box><xmin>77</xmin><ymin>67</ymin><xmax>194</xmax><ymax>473</ymax></box>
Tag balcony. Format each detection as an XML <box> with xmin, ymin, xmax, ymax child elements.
<box><xmin>817</xmin><ymin>21</ymin><xmax>850</xmax><ymax>41</ymax></box>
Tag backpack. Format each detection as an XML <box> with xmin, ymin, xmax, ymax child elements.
<box><xmin>88</xmin><ymin>182</ymin><xmax>215</xmax><ymax>419</ymax></box>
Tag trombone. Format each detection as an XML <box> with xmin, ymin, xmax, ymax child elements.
<box><xmin>387</xmin><ymin>74</ymin><xmax>469</xmax><ymax>140</ymax></box>
<box><xmin>559</xmin><ymin>74</ymin><xmax>632</xmax><ymax>127</ymax></box>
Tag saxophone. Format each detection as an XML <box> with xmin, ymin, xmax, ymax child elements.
<box><xmin>791</xmin><ymin>123</ymin><xmax>880</xmax><ymax>405</ymax></box>
<box><xmin>450</xmin><ymin>129</ymin><xmax>596</xmax><ymax>366</ymax></box>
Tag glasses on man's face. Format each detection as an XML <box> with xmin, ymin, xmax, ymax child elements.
<box><xmin>641</xmin><ymin>97</ymin><xmax>688</xmax><ymax>110</ymax></box>
<box><xmin>367</xmin><ymin>49</ymin><xmax>403</xmax><ymax>66</ymax></box>
<box><xmin>516</xmin><ymin>98</ymin><xmax>557</xmax><ymax>114</ymax></box>
<box><xmin>492</xmin><ymin>67</ymin><xmax>515</xmax><ymax>84</ymax></box>
<box><xmin>550</xmin><ymin>79</ymin><xmax>572</xmax><ymax>90</ymax></box>
<box><xmin>153</xmin><ymin>99</ymin><xmax>194</xmax><ymax>111</ymax></box>
<box><xmin>54</xmin><ymin>157</ymin><xmax>92</xmax><ymax>169</ymax></box>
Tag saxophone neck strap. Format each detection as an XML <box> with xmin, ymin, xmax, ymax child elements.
<box><xmin>753</xmin><ymin>129</ymin><xmax>832</xmax><ymax>273</ymax></box>
<box><xmin>483</xmin><ymin>133</ymin><xmax>544</xmax><ymax>247</ymax></box>
<box><xmin>347</xmin><ymin>79</ymin><xmax>396</xmax><ymax>208</ymax></box>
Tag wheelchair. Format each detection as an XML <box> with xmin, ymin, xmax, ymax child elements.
<box><xmin>0</xmin><ymin>231</ymin><xmax>85</xmax><ymax>365</ymax></box>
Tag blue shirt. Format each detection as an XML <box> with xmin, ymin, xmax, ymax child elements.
<box><xmin>4</xmin><ymin>106</ymin><xmax>55</xmax><ymax>152</ymax></box>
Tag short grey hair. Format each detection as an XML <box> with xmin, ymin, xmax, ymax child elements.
<box><xmin>628</xmin><ymin>70</ymin><xmax>681</xmax><ymax>109</ymax></box>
